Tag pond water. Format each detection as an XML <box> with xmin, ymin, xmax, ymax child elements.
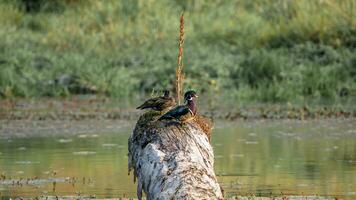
<box><xmin>0</xmin><ymin>119</ymin><xmax>355</xmax><ymax>199</ymax></box>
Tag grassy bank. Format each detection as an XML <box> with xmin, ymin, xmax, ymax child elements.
<box><xmin>0</xmin><ymin>0</ymin><xmax>355</xmax><ymax>106</ymax></box>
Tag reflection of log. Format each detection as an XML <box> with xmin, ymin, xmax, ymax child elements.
<box><xmin>128</xmin><ymin>113</ymin><xmax>223</xmax><ymax>199</ymax></box>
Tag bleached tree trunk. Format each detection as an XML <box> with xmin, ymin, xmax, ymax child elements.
<box><xmin>128</xmin><ymin>118</ymin><xmax>223</xmax><ymax>200</ymax></box>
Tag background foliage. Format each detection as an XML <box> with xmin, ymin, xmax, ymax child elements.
<box><xmin>0</xmin><ymin>0</ymin><xmax>355</xmax><ymax>106</ymax></box>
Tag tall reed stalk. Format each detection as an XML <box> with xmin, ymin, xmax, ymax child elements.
<box><xmin>175</xmin><ymin>13</ymin><xmax>185</xmax><ymax>105</ymax></box>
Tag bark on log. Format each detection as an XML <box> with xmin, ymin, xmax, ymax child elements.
<box><xmin>128</xmin><ymin>113</ymin><xmax>223</xmax><ymax>199</ymax></box>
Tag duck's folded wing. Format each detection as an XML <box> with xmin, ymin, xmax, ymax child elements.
<box><xmin>155</xmin><ymin>97</ymin><xmax>168</xmax><ymax>106</ymax></box>
<box><xmin>136</xmin><ymin>97</ymin><xmax>159</xmax><ymax>109</ymax></box>
<box><xmin>160</xmin><ymin>106</ymin><xmax>189</xmax><ymax>119</ymax></box>
<box><xmin>174</xmin><ymin>106</ymin><xmax>190</xmax><ymax>116</ymax></box>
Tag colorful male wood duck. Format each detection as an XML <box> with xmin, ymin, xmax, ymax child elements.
<box><xmin>159</xmin><ymin>90</ymin><xmax>198</xmax><ymax>122</ymax></box>
<box><xmin>136</xmin><ymin>90</ymin><xmax>176</xmax><ymax>112</ymax></box>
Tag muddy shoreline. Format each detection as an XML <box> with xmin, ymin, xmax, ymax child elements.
<box><xmin>0</xmin><ymin>194</ymin><xmax>340</xmax><ymax>200</ymax></box>
<box><xmin>1</xmin><ymin>99</ymin><xmax>355</xmax><ymax>121</ymax></box>
<box><xmin>1</xmin><ymin>117</ymin><xmax>355</xmax><ymax>138</ymax></box>
<box><xmin>0</xmin><ymin>119</ymin><xmax>133</xmax><ymax>138</ymax></box>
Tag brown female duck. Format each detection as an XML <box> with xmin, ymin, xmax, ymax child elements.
<box><xmin>136</xmin><ymin>90</ymin><xmax>176</xmax><ymax>112</ymax></box>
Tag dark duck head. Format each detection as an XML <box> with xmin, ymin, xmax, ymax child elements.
<box><xmin>184</xmin><ymin>90</ymin><xmax>198</xmax><ymax>115</ymax></box>
<box><xmin>162</xmin><ymin>90</ymin><xmax>170</xmax><ymax>98</ymax></box>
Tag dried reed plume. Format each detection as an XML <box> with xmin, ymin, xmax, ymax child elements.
<box><xmin>175</xmin><ymin>13</ymin><xmax>185</xmax><ymax>105</ymax></box>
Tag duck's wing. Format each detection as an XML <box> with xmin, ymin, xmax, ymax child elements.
<box><xmin>154</xmin><ymin>97</ymin><xmax>169</xmax><ymax>105</ymax></box>
<box><xmin>159</xmin><ymin>106</ymin><xmax>189</xmax><ymax>120</ymax></box>
<box><xmin>156</xmin><ymin>97</ymin><xmax>176</xmax><ymax>108</ymax></box>
<box><xmin>136</xmin><ymin>97</ymin><xmax>160</xmax><ymax>109</ymax></box>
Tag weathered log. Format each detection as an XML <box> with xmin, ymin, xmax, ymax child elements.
<box><xmin>128</xmin><ymin>112</ymin><xmax>223</xmax><ymax>199</ymax></box>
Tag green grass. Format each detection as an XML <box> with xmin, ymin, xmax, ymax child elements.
<box><xmin>0</xmin><ymin>0</ymin><xmax>355</xmax><ymax>106</ymax></box>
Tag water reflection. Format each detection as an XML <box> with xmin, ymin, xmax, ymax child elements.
<box><xmin>0</xmin><ymin>119</ymin><xmax>355</xmax><ymax>198</ymax></box>
<box><xmin>0</xmin><ymin>129</ymin><xmax>135</xmax><ymax>198</ymax></box>
<box><xmin>213</xmin><ymin>119</ymin><xmax>356</xmax><ymax>199</ymax></box>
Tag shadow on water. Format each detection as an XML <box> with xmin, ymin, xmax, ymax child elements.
<box><xmin>0</xmin><ymin>119</ymin><xmax>355</xmax><ymax>198</ymax></box>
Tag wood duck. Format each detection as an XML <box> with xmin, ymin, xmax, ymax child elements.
<box><xmin>158</xmin><ymin>90</ymin><xmax>198</xmax><ymax>122</ymax></box>
<box><xmin>136</xmin><ymin>90</ymin><xmax>176</xmax><ymax>112</ymax></box>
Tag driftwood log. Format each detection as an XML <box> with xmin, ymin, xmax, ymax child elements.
<box><xmin>128</xmin><ymin>112</ymin><xmax>223</xmax><ymax>199</ymax></box>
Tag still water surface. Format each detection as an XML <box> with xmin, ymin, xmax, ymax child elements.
<box><xmin>0</xmin><ymin>119</ymin><xmax>355</xmax><ymax>198</ymax></box>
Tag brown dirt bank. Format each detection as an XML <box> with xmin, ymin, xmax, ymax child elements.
<box><xmin>1</xmin><ymin>98</ymin><xmax>355</xmax><ymax>121</ymax></box>
<box><xmin>5</xmin><ymin>195</ymin><xmax>338</xmax><ymax>199</ymax></box>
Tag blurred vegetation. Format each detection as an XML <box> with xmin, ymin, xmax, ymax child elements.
<box><xmin>0</xmin><ymin>0</ymin><xmax>355</xmax><ymax>106</ymax></box>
